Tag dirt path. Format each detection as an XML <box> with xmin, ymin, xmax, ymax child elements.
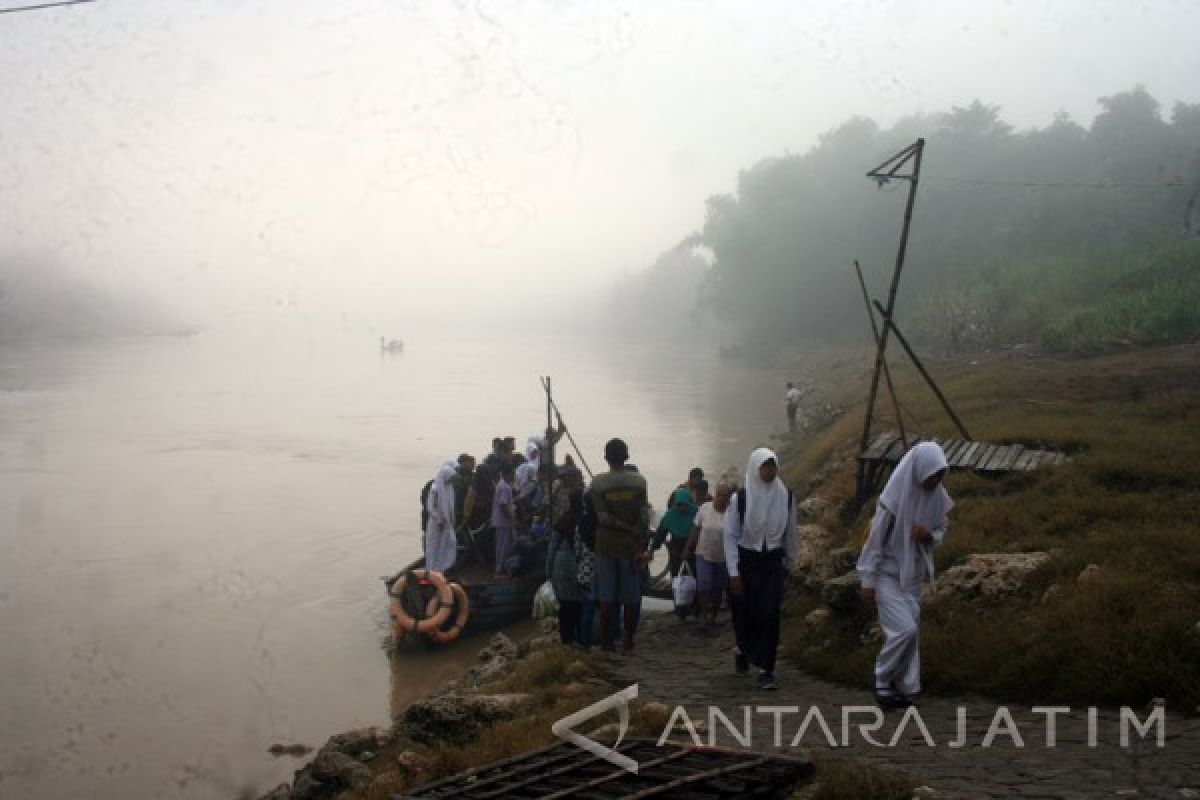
<box><xmin>594</xmin><ymin>613</ymin><xmax>1200</xmax><ymax>799</ymax></box>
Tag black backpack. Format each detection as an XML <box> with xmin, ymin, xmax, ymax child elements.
<box><xmin>419</xmin><ymin>479</ymin><xmax>433</xmax><ymax>529</ymax></box>
<box><xmin>577</xmin><ymin>488</ymin><xmax>598</xmax><ymax>549</ymax></box>
<box><xmin>735</xmin><ymin>486</ymin><xmax>793</xmax><ymax>525</ymax></box>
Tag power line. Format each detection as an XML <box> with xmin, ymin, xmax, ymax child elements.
<box><xmin>929</xmin><ymin>177</ymin><xmax>1186</xmax><ymax>190</ymax></box>
<box><xmin>0</xmin><ymin>0</ymin><xmax>96</xmax><ymax>15</ymax></box>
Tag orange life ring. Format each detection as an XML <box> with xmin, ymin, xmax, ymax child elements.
<box><xmin>425</xmin><ymin>583</ymin><xmax>470</xmax><ymax>644</ymax></box>
<box><xmin>388</xmin><ymin>597</ymin><xmax>406</xmax><ymax>642</ymax></box>
<box><xmin>388</xmin><ymin>569</ymin><xmax>454</xmax><ymax>634</ymax></box>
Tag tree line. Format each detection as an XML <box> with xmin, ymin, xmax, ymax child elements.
<box><xmin>617</xmin><ymin>86</ymin><xmax>1200</xmax><ymax>354</ymax></box>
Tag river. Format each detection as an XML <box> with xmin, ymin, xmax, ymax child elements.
<box><xmin>0</xmin><ymin>328</ymin><xmax>784</xmax><ymax>798</ymax></box>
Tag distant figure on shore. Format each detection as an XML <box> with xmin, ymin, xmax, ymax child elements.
<box><xmin>589</xmin><ymin>438</ymin><xmax>650</xmax><ymax>654</ymax></box>
<box><xmin>857</xmin><ymin>441</ymin><xmax>953</xmax><ymax>709</ymax></box>
<box><xmin>724</xmin><ymin>447</ymin><xmax>796</xmax><ymax>690</ymax></box>
<box><xmin>424</xmin><ymin>460</ymin><xmax>459</xmax><ymax>573</ymax></box>
<box><xmin>785</xmin><ymin>382</ymin><xmax>803</xmax><ymax>433</ymax></box>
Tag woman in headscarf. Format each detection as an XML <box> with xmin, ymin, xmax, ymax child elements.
<box><xmin>655</xmin><ymin>486</ymin><xmax>698</xmax><ymax>581</ymax></box>
<box><xmin>857</xmin><ymin>441</ymin><xmax>953</xmax><ymax>709</ymax></box>
<box><xmin>424</xmin><ymin>459</ymin><xmax>459</xmax><ymax>574</ymax></box>
<box><xmin>723</xmin><ymin>447</ymin><xmax>796</xmax><ymax>691</ymax></box>
<box><xmin>514</xmin><ymin>436</ymin><xmax>543</xmax><ymax>493</ymax></box>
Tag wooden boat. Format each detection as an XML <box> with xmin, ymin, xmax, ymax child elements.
<box><xmin>385</xmin><ymin>547</ymin><xmax>547</xmax><ymax>647</ymax></box>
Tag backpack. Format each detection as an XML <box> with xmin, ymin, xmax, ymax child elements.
<box><xmin>577</xmin><ymin>488</ymin><xmax>598</xmax><ymax>550</ymax></box>
<box><xmin>735</xmin><ymin>486</ymin><xmax>793</xmax><ymax>526</ymax></box>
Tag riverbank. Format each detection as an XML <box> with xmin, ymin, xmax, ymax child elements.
<box><xmin>777</xmin><ymin>343</ymin><xmax>1200</xmax><ymax>709</ymax></box>
<box><xmin>258</xmin><ymin>342</ymin><xmax>1200</xmax><ymax>799</ymax></box>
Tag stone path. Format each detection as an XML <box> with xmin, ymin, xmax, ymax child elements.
<box><xmin>593</xmin><ymin>614</ymin><xmax>1200</xmax><ymax>799</ymax></box>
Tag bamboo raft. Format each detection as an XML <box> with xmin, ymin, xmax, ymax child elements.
<box><xmin>396</xmin><ymin>738</ymin><xmax>814</xmax><ymax>799</ymax></box>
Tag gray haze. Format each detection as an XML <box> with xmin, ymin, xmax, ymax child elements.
<box><xmin>2</xmin><ymin>0</ymin><xmax>1199</xmax><ymax>333</ymax></box>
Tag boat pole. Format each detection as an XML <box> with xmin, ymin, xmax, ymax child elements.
<box><xmin>545</xmin><ymin>375</ymin><xmax>555</xmax><ymax>466</ymax></box>
<box><xmin>540</xmin><ymin>377</ymin><xmax>595</xmax><ymax>479</ymax></box>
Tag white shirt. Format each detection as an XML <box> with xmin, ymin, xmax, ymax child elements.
<box><xmin>722</xmin><ymin>489</ymin><xmax>797</xmax><ymax>577</ymax></box>
<box><xmin>693</xmin><ymin>502</ymin><xmax>727</xmax><ymax>563</ymax></box>
<box><xmin>786</xmin><ymin>387</ymin><xmax>802</xmax><ymax>405</ymax></box>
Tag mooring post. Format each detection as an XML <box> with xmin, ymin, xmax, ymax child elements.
<box><xmin>858</xmin><ymin>138</ymin><xmax>925</xmax><ymax>502</ymax></box>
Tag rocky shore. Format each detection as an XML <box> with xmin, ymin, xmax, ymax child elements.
<box><xmin>255</xmin><ymin>627</ymin><xmax>607</xmax><ymax>800</ymax></box>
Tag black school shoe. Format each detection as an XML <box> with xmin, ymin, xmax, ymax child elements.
<box><xmin>757</xmin><ymin>671</ymin><xmax>778</xmax><ymax>690</ymax></box>
<box><xmin>873</xmin><ymin>687</ymin><xmax>912</xmax><ymax>710</ymax></box>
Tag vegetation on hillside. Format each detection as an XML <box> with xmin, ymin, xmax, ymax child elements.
<box><xmin>780</xmin><ymin>344</ymin><xmax>1200</xmax><ymax>708</ymax></box>
<box><xmin>619</xmin><ymin>87</ymin><xmax>1200</xmax><ymax>353</ymax></box>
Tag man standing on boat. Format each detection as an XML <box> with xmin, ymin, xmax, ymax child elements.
<box><xmin>589</xmin><ymin>438</ymin><xmax>650</xmax><ymax>654</ymax></box>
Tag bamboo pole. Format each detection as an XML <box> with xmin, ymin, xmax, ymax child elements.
<box><xmin>854</xmin><ymin>260</ymin><xmax>907</xmax><ymax>448</ymax></box>
<box><xmin>859</xmin><ymin>139</ymin><xmax>925</xmax><ymax>458</ymax></box>
<box><xmin>872</xmin><ymin>300</ymin><xmax>971</xmax><ymax>441</ymax></box>
<box><xmin>539</xmin><ymin>377</ymin><xmax>595</xmax><ymax>479</ymax></box>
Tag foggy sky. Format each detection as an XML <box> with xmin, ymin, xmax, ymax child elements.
<box><xmin>2</xmin><ymin>0</ymin><xmax>1198</xmax><ymax>333</ymax></box>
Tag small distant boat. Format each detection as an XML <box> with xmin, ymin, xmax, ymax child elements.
<box><xmin>380</xmin><ymin>337</ymin><xmax>404</xmax><ymax>353</ymax></box>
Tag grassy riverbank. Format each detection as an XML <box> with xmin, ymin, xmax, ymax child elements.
<box><xmin>779</xmin><ymin>343</ymin><xmax>1200</xmax><ymax>708</ymax></box>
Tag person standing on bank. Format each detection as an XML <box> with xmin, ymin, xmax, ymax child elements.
<box><xmin>785</xmin><ymin>382</ymin><xmax>803</xmax><ymax>433</ymax></box>
<box><xmin>724</xmin><ymin>447</ymin><xmax>796</xmax><ymax>690</ymax></box>
<box><xmin>856</xmin><ymin>441</ymin><xmax>953</xmax><ymax>709</ymax></box>
<box><xmin>589</xmin><ymin>438</ymin><xmax>650</xmax><ymax>654</ymax></box>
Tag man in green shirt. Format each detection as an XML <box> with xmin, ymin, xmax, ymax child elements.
<box><xmin>589</xmin><ymin>438</ymin><xmax>650</xmax><ymax>654</ymax></box>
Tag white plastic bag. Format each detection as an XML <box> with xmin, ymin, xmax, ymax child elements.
<box><xmin>671</xmin><ymin>562</ymin><xmax>697</xmax><ymax>609</ymax></box>
<box><xmin>532</xmin><ymin>580</ymin><xmax>559</xmax><ymax>619</ymax></box>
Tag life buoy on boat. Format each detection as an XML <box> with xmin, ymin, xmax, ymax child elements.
<box><xmin>388</xmin><ymin>597</ymin><xmax>407</xmax><ymax>642</ymax></box>
<box><xmin>388</xmin><ymin>569</ymin><xmax>454</xmax><ymax>634</ymax></box>
<box><xmin>425</xmin><ymin>583</ymin><xmax>470</xmax><ymax>644</ymax></box>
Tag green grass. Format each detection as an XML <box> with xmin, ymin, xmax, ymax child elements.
<box><xmin>911</xmin><ymin>239</ymin><xmax>1200</xmax><ymax>354</ymax></box>
<box><xmin>781</xmin><ymin>344</ymin><xmax>1200</xmax><ymax>708</ymax></box>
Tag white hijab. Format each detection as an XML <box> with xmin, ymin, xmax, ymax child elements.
<box><xmin>524</xmin><ymin>436</ymin><xmax>544</xmax><ymax>468</ymax></box>
<box><xmin>743</xmin><ymin>447</ymin><xmax>789</xmax><ymax>537</ymax></box>
<box><xmin>878</xmin><ymin>441</ymin><xmax>954</xmax><ymax>587</ymax></box>
<box><xmin>426</xmin><ymin>460</ymin><xmax>457</xmax><ymax>528</ymax></box>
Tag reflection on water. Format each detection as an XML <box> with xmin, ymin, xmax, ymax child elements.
<box><xmin>0</xmin><ymin>330</ymin><xmax>784</xmax><ymax>798</ymax></box>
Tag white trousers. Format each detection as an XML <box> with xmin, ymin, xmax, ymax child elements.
<box><xmin>874</xmin><ymin>573</ymin><xmax>922</xmax><ymax>696</ymax></box>
<box><xmin>424</xmin><ymin>521</ymin><xmax>457</xmax><ymax>574</ymax></box>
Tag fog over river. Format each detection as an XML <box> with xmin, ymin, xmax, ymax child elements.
<box><xmin>0</xmin><ymin>330</ymin><xmax>783</xmax><ymax>798</ymax></box>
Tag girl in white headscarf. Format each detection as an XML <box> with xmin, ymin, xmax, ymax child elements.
<box><xmin>424</xmin><ymin>459</ymin><xmax>459</xmax><ymax>573</ymax></box>
<box><xmin>723</xmin><ymin>447</ymin><xmax>797</xmax><ymax>690</ymax></box>
<box><xmin>857</xmin><ymin>441</ymin><xmax>953</xmax><ymax>707</ymax></box>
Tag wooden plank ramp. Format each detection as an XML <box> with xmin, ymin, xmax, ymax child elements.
<box><xmin>858</xmin><ymin>433</ymin><xmax>1067</xmax><ymax>475</ymax></box>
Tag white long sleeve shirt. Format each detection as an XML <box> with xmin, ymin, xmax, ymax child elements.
<box><xmin>722</xmin><ymin>491</ymin><xmax>797</xmax><ymax>577</ymax></box>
